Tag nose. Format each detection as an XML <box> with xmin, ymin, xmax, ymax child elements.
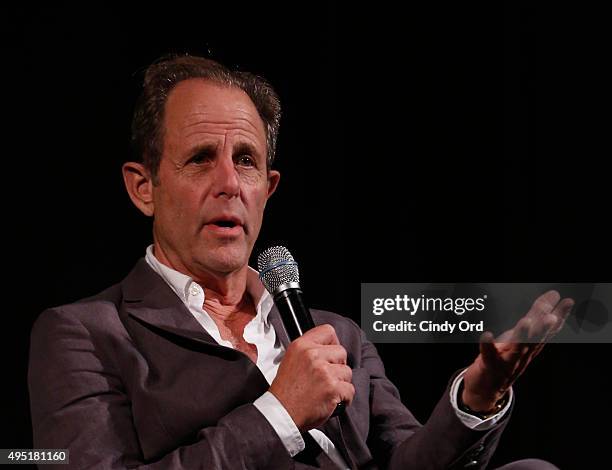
<box><xmin>211</xmin><ymin>155</ymin><xmax>240</xmax><ymax>199</ymax></box>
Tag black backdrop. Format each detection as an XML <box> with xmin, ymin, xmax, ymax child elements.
<box><xmin>2</xmin><ymin>3</ymin><xmax>609</xmax><ymax>469</ymax></box>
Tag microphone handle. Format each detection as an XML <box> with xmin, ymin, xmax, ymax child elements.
<box><xmin>273</xmin><ymin>288</ymin><xmax>315</xmax><ymax>341</ymax></box>
<box><xmin>273</xmin><ymin>287</ymin><xmax>346</xmax><ymax>417</ymax></box>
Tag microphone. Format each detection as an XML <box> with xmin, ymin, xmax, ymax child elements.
<box><xmin>258</xmin><ymin>246</ymin><xmax>345</xmax><ymax>417</ymax></box>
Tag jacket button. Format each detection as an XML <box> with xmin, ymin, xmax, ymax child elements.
<box><xmin>464</xmin><ymin>460</ymin><xmax>479</xmax><ymax>468</ymax></box>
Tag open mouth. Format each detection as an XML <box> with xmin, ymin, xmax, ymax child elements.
<box><xmin>205</xmin><ymin>215</ymin><xmax>244</xmax><ymax>234</ymax></box>
<box><xmin>212</xmin><ymin>220</ymin><xmax>237</xmax><ymax>228</ymax></box>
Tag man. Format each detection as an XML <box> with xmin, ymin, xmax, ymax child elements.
<box><xmin>29</xmin><ymin>55</ymin><xmax>572</xmax><ymax>469</ymax></box>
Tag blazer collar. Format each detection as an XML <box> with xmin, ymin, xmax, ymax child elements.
<box><xmin>120</xmin><ymin>258</ymin><xmax>218</xmax><ymax>347</ymax></box>
<box><xmin>120</xmin><ymin>258</ymin><xmax>292</xmax><ymax>351</ymax></box>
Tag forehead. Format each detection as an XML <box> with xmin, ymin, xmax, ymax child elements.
<box><xmin>163</xmin><ymin>79</ymin><xmax>266</xmax><ymax>143</ymax></box>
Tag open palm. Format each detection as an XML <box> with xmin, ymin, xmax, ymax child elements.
<box><xmin>462</xmin><ymin>290</ymin><xmax>574</xmax><ymax>410</ymax></box>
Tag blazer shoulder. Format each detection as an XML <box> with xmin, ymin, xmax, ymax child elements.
<box><xmin>32</xmin><ymin>282</ymin><xmax>124</xmax><ymax>336</ymax></box>
<box><xmin>32</xmin><ymin>257</ymin><xmax>153</xmax><ymax>333</ymax></box>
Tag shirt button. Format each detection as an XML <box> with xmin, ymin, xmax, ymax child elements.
<box><xmin>190</xmin><ymin>285</ymin><xmax>201</xmax><ymax>296</ymax></box>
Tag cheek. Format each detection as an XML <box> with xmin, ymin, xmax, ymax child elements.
<box><xmin>158</xmin><ymin>186</ymin><xmax>201</xmax><ymax>229</ymax></box>
<box><xmin>243</xmin><ymin>187</ymin><xmax>270</xmax><ymax>227</ymax></box>
<box><xmin>246</xmin><ymin>183</ymin><xmax>270</xmax><ymax>208</ymax></box>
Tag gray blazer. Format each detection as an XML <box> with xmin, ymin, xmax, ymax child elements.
<box><xmin>29</xmin><ymin>259</ymin><xmax>510</xmax><ymax>469</ymax></box>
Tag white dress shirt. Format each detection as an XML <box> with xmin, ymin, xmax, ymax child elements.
<box><xmin>145</xmin><ymin>245</ymin><xmax>511</xmax><ymax>469</ymax></box>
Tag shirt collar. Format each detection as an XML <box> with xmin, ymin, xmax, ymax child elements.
<box><xmin>144</xmin><ymin>244</ymin><xmax>274</xmax><ymax>325</ymax></box>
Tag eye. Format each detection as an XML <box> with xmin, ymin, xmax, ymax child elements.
<box><xmin>236</xmin><ymin>154</ymin><xmax>255</xmax><ymax>167</ymax></box>
<box><xmin>188</xmin><ymin>150</ymin><xmax>214</xmax><ymax>165</ymax></box>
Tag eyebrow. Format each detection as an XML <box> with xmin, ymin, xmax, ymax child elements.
<box><xmin>183</xmin><ymin>140</ymin><xmax>263</xmax><ymax>161</ymax></box>
<box><xmin>185</xmin><ymin>142</ymin><xmax>218</xmax><ymax>159</ymax></box>
<box><xmin>233</xmin><ymin>141</ymin><xmax>261</xmax><ymax>157</ymax></box>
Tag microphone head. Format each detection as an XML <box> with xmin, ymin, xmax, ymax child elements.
<box><xmin>257</xmin><ymin>246</ymin><xmax>300</xmax><ymax>294</ymax></box>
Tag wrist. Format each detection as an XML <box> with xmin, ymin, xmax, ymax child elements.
<box><xmin>458</xmin><ymin>380</ymin><xmax>509</xmax><ymax>419</ymax></box>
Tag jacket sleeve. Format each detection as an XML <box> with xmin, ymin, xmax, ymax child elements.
<box><xmin>354</xmin><ymin>324</ymin><xmax>511</xmax><ymax>470</ymax></box>
<box><xmin>28</xmin><ymin>308</ymin><xmax>293</xmax><ymax>470</ymax></box>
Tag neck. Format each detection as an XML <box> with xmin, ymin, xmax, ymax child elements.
<box><xmin>152</xmin><ymin>243</ymin><xmax>250</xmax><ymax>307</ymax></box>
<box><xmin>204</xmin><ymin>288</ymin><xmax>254</xmax><ymax>322</ymax></box>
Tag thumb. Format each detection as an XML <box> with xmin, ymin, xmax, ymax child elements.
<box><xmin>479</xmin><ymin>331</ymin><xmax>498</xmax><ymax>366</ymax></box>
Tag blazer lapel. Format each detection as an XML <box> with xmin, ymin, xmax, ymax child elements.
<box><xmin>120</xmin><ymin>258</ymin><xmax>248</xmax><ymax>357</ymax></box>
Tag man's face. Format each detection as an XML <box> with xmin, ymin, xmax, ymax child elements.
<box><xmin>150</xmin><ymin>79</ymin><xmax>279</xmax><ymax>277</ymax></box>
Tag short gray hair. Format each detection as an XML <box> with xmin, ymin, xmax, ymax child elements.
<box><xmin>131</xmin><ymin>54</ymin><xmax>282</xmax><ymax>184</ymax></box>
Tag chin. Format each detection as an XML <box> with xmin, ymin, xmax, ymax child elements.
<box><xmin>201</xmin><ymin>245</ymin><xmax>249</xmax><ymax>274</ymax></box>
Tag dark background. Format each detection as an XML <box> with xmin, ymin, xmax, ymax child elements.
<box><xmin>2</xmin><ymin>3</ymin><xmax>609</xmax><ymax>468</ymax></box>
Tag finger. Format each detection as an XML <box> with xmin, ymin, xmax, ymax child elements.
<box><xmin>502</xmin><ymin>294</ymin><xmax>570</xmax><ymax>386</ymax></box>
<box><xmin>314</xmin><ymin>345</ymin><xmax>348</xmax><ymax>365</ymax></box>
<box><xmin>492</xmin><ymin>317</ymin><xmax>525</xmax><ymax>345</ymax></box>
<box><xmin>303</xmin><ymin>324</ymin><xmax>340</xmax><ymax>345</ymax></box>
<box><xmin>328</xmin><ymin>363</ymin><xmax>353</xmax><ymax>383</ymax></box>
<box><xmin>495</xmin><ymin>328</ymin><xmax>515</xmax><ymax>343</ymax></box>
<box><xmin>532</xmin><ymin>298</ymin><xmax>574</xmax><ymax>354</ymax></box>
<box><xmin>529</xmin><ymin>312</ymin><xmax>559</xmax><ymax>343</ymax></box>
<box><xmin>510</xmin><ymin>317</ymin><xmax>533</xmax><ymax>345</ymax></box>
<box><xmin>500</xmin><ymin>318</ymin><xmax>531</xmax><ymax>364</ymax></box>
<box><xmin>508</xmin><ymin>320</ymin><xmax>558</xmax><ymax>383</ymax></box>
<box><xmin>548</xmin><ymin>298</ymin><xmax>575</xmax><ymax>336</ymax></box>
<box><xmin>526</xmin><ymin>290</ymin><xmax>561</xmax><ymax>321</ymax></box>
<box><xmin>335</xmin><ymin>381</ymin><xmax>355</xmax><ymax>406</ymax></box>
<box><xmin>479</xmin><ymin>331</ymin><xmax>499</xmax><ymax>367</ymax></box>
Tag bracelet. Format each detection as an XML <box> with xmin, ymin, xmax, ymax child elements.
<box><xmin>457</xmin><ymin>381</ymin><xmax>509</xmax><ymax>420</ymax></box>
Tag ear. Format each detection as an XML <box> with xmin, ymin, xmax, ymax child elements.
<box><xmin>266</xmin><ymin>170</ymin><xmax>280</xmax><ymax>200</ymax></box>
<box><xmin>122</xmin><ymin>162</ymin><xmax>155</xmax><ymax>217</ymax></box>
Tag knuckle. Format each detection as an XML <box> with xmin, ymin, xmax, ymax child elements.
<box><xmin>322</xmin><ymin>324</ymin><xmax>336</xmax><ymax>336</ymax></box>
<box><xmin>289</xmin><ymin>337</ymin><xmax>305</xmax><ymax>352</ymax></box>
<box><xmin>325</xmin><ymin>366</ymin><xmax>337</xmax><ymax>385</ymax></box>
<box><xmin>304</xmin><ymin>348</ymin><xmax>318</xmax><ymax>361</ymax></box>
<box><xmin>314</xmin><ymin>360</ymin><xmax>330</xmax><ymax>378</ymax></box>
<box><xmin>321</xmin><ymin>323</ymin><xmax>336</xmax><ymax>333</ymax></box>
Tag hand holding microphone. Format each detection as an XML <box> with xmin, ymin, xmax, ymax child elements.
<box><xmin>258</xmin><ymin>247</ymin><xmax>352</xmax><ymax>431</ymax></box>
